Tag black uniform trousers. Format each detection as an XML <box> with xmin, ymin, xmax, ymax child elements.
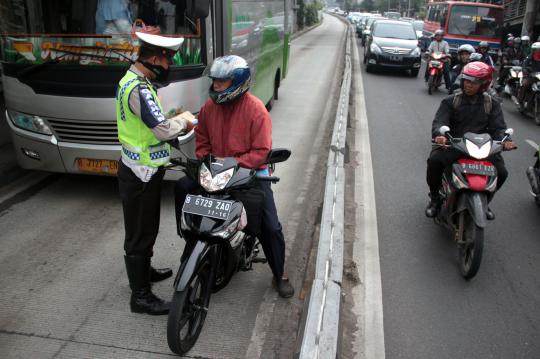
<box><xmin>175</xmin><ymin>176</ymin><xmax>286</xmax><ymax>280</ymax></box>
<box><xmin>426</xmin><ymin>148</ymin><xmax>508</xmax><ymax>195</ymax></box>
<box><xmin>118</xmin><ymin>160</ymin><xmax>165</xmax><ymax>257</ymax></box>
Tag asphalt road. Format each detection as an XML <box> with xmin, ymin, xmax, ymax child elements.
<box><xmin>358</xmin><ymin>40</ymin><xmax>540</xmax><ymax>358</ymax></box>
<box><xmin>0</xmin><ymin>15</ymin><xmax>346</xmax><ymax>359</ymax></box>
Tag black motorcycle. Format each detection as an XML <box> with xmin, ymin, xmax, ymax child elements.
<box><xmin>165</xmin><ymin>149</ymin><xmax>291</xmax><ymax>355</ymax></box>
<box><xmin>526</xmin><ymin>139</ymin><xmax>540</xmax><ymax>205</ymax></box>
<box><xmin>432</xmin><ymin>126</ymin><xmax>514</xmax><ymax>279</ymax></box>
<box><xmin>503</xmin><ymin>59</ymin><xmax>522</xmax><ymax>103</ymax></box>
<box><xmin>517</xmin><ymin>72</ymin><xmax>540</xmax><ymax>126</ymax></box>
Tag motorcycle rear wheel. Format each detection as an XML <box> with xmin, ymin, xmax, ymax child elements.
<box><xmin>428</xmin><ymin>75</ymin><xmax>434</xmax><ymax>95</ymax></box>
<box><xmin>167</xmin><ymin>258</ymin><xmax>213</xmax><ymax>355</ymax></box>
<box><xmin>458</xmin><ymin>213</ymin><xmax>484</xmax><ymax>280</ymax></box>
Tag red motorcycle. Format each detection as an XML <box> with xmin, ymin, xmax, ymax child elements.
<box><xmin>427</xmin><ymin>52</ymin><xmax>448</xmax><ymax>95</ymax></box>
<box><xmin>432</xmin><ymin>126</ymin><xmax>514</xmax><ymax>279</ymax></box>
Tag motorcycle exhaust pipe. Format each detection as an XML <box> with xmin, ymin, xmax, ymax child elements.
<box><xmin>526</xmin><ymin>167</ymin><xmax>540</xmax><ymax>195</ymax></box>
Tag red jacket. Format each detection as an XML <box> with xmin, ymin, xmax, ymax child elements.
<box><xmin>195</xmin><ymin>93</ymin><xmax>272</xmax><ymax>169</ymax></box>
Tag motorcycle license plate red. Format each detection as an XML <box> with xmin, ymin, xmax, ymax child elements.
<box><xmin>461</xmin><ymin>162</ymin><xmax>496</xmax><ymax>176</ymax></box>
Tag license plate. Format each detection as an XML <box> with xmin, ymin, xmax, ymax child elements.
<box><xmin>77</xmin><ymin>158</ymin><xmax>118</xmax><ymax>175</ymax></box>
<box><xmin>461</xmin><ymin>163</ymin><xmax>496</xmax><ymax>176</ymax></box>
<box><xmin>182</xmin><ymin>195</ymin><xmax>233</xmax><ymax>220</ymax></box>
<box><xmin>390</xmin><ymin>55</ymin><xmax>401</xmax><ymax>61</ymax></box>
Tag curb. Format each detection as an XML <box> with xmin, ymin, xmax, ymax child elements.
<box><xmin>298</xmin><ymin>24</ymin><xmax>352</xmax><ymax>359</ymax></box>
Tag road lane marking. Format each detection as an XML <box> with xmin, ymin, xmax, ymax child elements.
<box><xmin>352</xmin><ymin>29</ymin><xmax>386</xmax><ymax>359</ymax></box>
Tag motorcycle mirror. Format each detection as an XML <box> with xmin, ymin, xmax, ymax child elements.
<box><xmin>265</xmin><ymin>148</ymin><xmax>291</xmax><ymax>165</ymax></box>
<box><xmin>439</xmin><ymin>126</ymin><xmax>450</xmax><ymax>135</ymax></box>
<box><xmin>505</xmin><ymin>128</ymin><xmax>514</xmax><ymax>137</ymax></box>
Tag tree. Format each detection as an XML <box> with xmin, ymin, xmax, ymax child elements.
<box><xmin>361</xmin><ymin>0</ymin><xmax>375</xmax><ymax>12</ymax></box>
<box><xmin>297</xmin><ymin>0</ymin><xmax>305</xmax><ymax>30</ymax></box>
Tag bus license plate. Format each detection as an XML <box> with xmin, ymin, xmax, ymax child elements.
<box><xmin>462</xmin><ymin>163</ymin><xmax>496</xmax><ymax>176</ymax></box>
<box><xmin>77</xmin><ymin>158</ymin><xmax>118</xmax><ymax>175</ymax></box>
<box><xmin>182</xmin><ymin>195</ymin><xmax>233</xmax><ymax>220</ymax></box>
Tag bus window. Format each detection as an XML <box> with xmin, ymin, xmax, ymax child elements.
<box><xmin>440</xmin><ymin>5</ymin><xmax>448</xmax><ymax>27</ymax></box>
<box><xmin>447</xmin><ymin>5</ymin><xmax>503</xmax><ymax>38</ymax></box>
<box><xmin>0</xmin><ymin>0</ymin><xmax>203</xmax><ymax>67</ymax></box>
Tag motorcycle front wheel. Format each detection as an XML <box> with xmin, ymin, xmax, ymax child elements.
<box><xmin>167</xmin><ymin>257</ymin><xmax>213</xmax><ymax>355</ymax></box>
<box><xmin>458</xmin><ymin>213</ymin><xmax>484</xmax><ymax>280</ymax></box>
<box><xmin>428</xmin><ymin>75</ymin><xmax>434</xmax><ymax>95</ymax></box>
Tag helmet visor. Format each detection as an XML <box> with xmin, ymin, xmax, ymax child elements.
<box><xmin>462</xmin><ymin>74</ymin><xmax>484</xmax><ymax>84</ymax></box>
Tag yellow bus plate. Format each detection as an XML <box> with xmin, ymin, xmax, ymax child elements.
<box><xmin>77</xmin><ymin>158</ymin><xmax>118</xmax><ymax>175</ymax></box>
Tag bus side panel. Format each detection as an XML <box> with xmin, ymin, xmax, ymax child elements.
<box><xmin>230</xmin><ymin>0</ymin><xmax>286</xmax><ymax>106</ymax></box>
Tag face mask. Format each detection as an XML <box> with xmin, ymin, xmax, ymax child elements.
<box><xmin>140</xmin><ymin>60</ymin><xmax>170</xmax><ymax>82</ymax></box>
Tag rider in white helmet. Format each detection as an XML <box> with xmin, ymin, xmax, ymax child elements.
<box><xmin>478</xmin><ymin>41</ymin><xmax>495</xmax><ymax>68</ymax></box>
<box><xmin>426</xmin><ymin>29</ymin><xmax>451</xmax><ymax>89</ymax></box>
<box><xmin>517</xmin><ymin>42</ymin><xmax>540</xmax><ymax>111</ymax></box>
<box><xmin>521</xmin><ymin>35</ymin><xmax>531</xmax><ymax>58</ymax></box>
<box><xmin>449</xmin><ymin>44</ymin><xmax>475</xmax><ymax>92</ymax></box>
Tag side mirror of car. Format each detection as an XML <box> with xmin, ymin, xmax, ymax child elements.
<box><xmin>265</xmin><ymin>148</ymin><xmax>291</xmax><ymax>164</ymax></box>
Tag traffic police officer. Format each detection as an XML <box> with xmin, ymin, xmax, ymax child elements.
<box><xmin>117</xmin><ymin>29</ymin><xmax>194</xmax><ymax>315</ymax></box>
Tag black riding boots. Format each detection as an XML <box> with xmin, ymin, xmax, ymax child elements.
<box><xmin>425</xmin><ymin>192</ymin><xmax>441</xmax><ymax>218</ymax></box>
<box><xmin>124</xmin><ymin>255</ymin><xmax>170</xmax><ymax>315</ymax></box>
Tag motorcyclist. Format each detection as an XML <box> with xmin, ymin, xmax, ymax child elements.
<box><xmin>517</xmin><ymin>42</ymin><xmax>540</xmax><ymax>111</ymax></box>
<box><xmin>425</xmin><ymin>29</ymin><xmax>451</xmax><ymax>90</ymax></box>
<box><xmin>117</xmin><ymin>28</ymin><xmax>196</xmax><ymax>315</ymax></box>
<box><xmin>425</xmin><ymin>62</ymin><xmax>514</xmax><ymax>218</ymax></box>
<box><xmin>514</xmin><ymin>36</ymin><xmax>526</xmax><ymax>62</ymax></box>
<box><xmin>521</xmin><ymin>35</ymin><xmax>531</xmax><ymax>59</ymax></box>
<box><xmin>449</xmin><ymin>44</ymin><xmax>475</xmax><ymax>93</ymax></box>
<box><xmin>174</xmin><ymin>55</ymin><xmax>295</xmax><ymax>298</ymax></box>
<box><xmin>478</xmin><ymin>41</ymin><xmax>495</xmax><ymax>69</ymax></box>
<box><xmin>498</xmin><ymin>36</ymin><xmax>518</xmax><ymax>86</ymax></box>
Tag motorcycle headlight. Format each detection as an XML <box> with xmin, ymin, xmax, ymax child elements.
<box><xmin>370</xmin><ymin>43</ymin><xmax>382</xmax><ymax>54</ymax></box>
<box><xmin>465</xmin><ymin>139</ymin><xmax>491</xmax><ymax>160</ymax></box>
<box><xmin>410</xmin><ymin>47</ymin><xmax>421</xmax><ymax>56</ymax></box>
<box><xmin>212</xmin><ymin>217</ymin><xmax>240</xmax><ymax>239</ymax></box>
<box><xmin>510</xmin><ymin>69</ymin><xmax>517</xmax><ymax>77</ymax></box>
<box><xmin>7</xmin><ymin>110</ymin><xmax>53</xmax><ymax>135</ymax></box>
<box><xmin>199</xmin><ymin>163</ymin><xmax>234</xmax><ymax>192</ymax></box>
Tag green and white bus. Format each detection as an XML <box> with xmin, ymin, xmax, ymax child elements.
<box><xmin>0</xmin><ymin>0</ymin><xmax>292</xmax><ymax>176</ymax></box>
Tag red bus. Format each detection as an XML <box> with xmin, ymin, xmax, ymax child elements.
<box><xmin>424</xmin><ymin>1</ymin><xmax>503</xmax><ymax>60</ymax></box>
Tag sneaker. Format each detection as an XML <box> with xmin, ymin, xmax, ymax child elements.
<box><xmin>273</xmin><ymin>277</ymin><xmax>294</xmax><ymax>298</ymax></box>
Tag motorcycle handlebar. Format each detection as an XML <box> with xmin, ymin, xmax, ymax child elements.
<box><xmin>431</xmin><ymin>138</ymin><xmax>517</xmax><ymax>151</ymax></box>
<box><xmin>169</xmin><ymin>158</ymin><xmax>187</xmax><ymax>167</ymax></box>
<box><xmin>255</xmin><ymin>175</ymin><xmax>280</xmax><ymax>183</ymax></box>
